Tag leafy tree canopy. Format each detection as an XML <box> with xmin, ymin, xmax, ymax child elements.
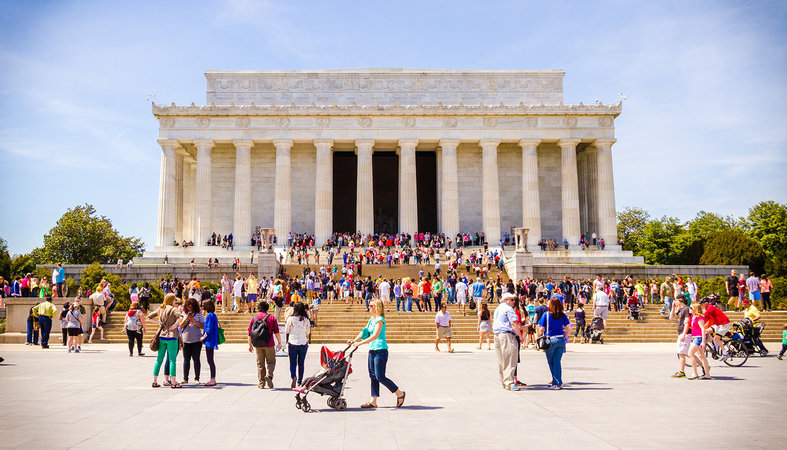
<box><xmin>37</xmin><ymin>204</ymin><xmax>145</xmax><ymax>265</ymax></box>
<box><xmin>0</xmin><ymin>237</ymin><xmax>12</xmax><ymax>279</ymax></box>
<box><xmin>744</xmin><ymin>201</ymin><xmax>787</xmax><ymax>275</ymax></box>
<box><xmin>700</xmin><ymin>230</ymin><xmax>765</xmax><ymax>274</ymax></box>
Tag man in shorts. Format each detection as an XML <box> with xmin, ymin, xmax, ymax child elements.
<box><xmin>700</xmin><ymin>298</ymin><xmax>731</xmax><ymax>361</ymax></box>
<box><xmin>672</xmin><ymin>297</ymin><xmax>692</xmax><ymax>378</ymax></box>
<box><xmin>591</xmin><ymin>287</ymin><xmax>610</xmax><ymax>328</ymax></box>
<box><xmin>746</xmin><ymin>271</ymin><xmax>761</xmax><ymax>308</ymax></box>
<box><xmin>726</xmin><ymin>269</ymin><xmax>739</xmax><ymax>311</ymax></box>
<box><xmin>434</xmin><ymin>304</ymin><xmax>454</xmax><ymax>352</ymax></box>
<box><xmin>378</xmin><ymin>277</ymin><xmax>391</xmax><ymax>306</ymax></box>
<box><xmin>456</xmin><ymin>278</ymin><xmax>469</xmax><ymax>315</ymax></box>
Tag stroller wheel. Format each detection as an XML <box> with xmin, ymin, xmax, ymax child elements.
<box><xmin>327</xmin><ymin>398</ymin><xmax>336</xmax><ymax>408</ymax></box>
<box><xmin>335</xmin><ymin>399</ymin><xmax>347</xmax><ymax>411</ymax></box>
<box><xmin>302</xmin><ymin>400</ymin><xmax>311</xmax><ymax>412</ymax></box>
<box><xmin>295</xmin><ymin>399</ymin><xmax>302</xmax><ymax>410</ymax></box>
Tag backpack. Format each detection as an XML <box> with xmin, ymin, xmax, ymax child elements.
<box><xmin>125</xmin><ymin>310</ymin><xmax>141</xmax><ymax>332</ymax></box>
<box><xmin>250</xmin><ymin>314</ymin><xmax>272</xmax><ymax>347</ymax></box>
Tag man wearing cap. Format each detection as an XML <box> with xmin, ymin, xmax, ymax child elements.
<box><xmin>742</xmin><ymin>298</ymin><xmax>768</xmax><ymax>354</ymax></box>
<box><xmin>493</xmin><ymin>292</ymin><xmax>524</xmax><ymax>391</ymax></box>
<box><xmin>659</xmin><ymin>276</ymin><xmax>674</xmax><ymax>318</ymax></box>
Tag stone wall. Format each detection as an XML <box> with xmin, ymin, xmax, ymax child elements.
<box><xmin>457</xmin><ymin>143</ymin><xmax>482</xmax><ymax>233</ymax></box>
<box><xmin>291</xmin><ymin>142</ymin><xmax>317</xmax><ymax>234</ymax></box>
<box><xmin>531</xmin><ymin>264</ymin><xmax>748</xmax><ymax>281</ymax></box>
<box><xmin>251</xmin><ymin>143</ymin><xmax>276</xmax><ymax>229</ymax></box>
<box><xmin>537</xmin><ymin>144</ymin><xmax>561</xmax><ymax>240</ymax></box>
<box><xmin>498</xmin><ymin>143</ymin><xmax>522</xmax><ymax>239</ymax></box>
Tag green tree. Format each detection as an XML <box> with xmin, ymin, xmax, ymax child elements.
<box><xmin>10</xmin><ymin>253</ymin><xmax>36</xmax><ymax>278</ymax></box>
<box><xmin>617</xmin><ymin>207</ymin><xmax>650</xmax><ymax>254</ymax></box>
<box><xmin>700</xmin><ymin>230</ymin><xmax>765</xmax><ymax>274</ymax></box>
<box><xmin>745</xmin><ymin>201</ymin><xmax>787</xmax><ymax>276</ymax></box>
<box><xmin>38</xmin><ymin>204</ymin><xmax>145</xmax><ymax>264</ymax></box>
<box><xmin>637</xmin><ymin>216</ymin><xmax>686</xmax><ymax>265</ymax></box>
<box><xmin>685</xmin><ymin>210</ymin><xmax>741</xmax><ymax>241</ymax></box>
<box><xmin>0</xmin><ymin>238</ymin><xmax>11</xmax><ymax>280</ymax></box>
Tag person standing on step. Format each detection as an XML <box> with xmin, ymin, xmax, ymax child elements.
<box><xmin>248</xmin><ymin>301</ymin><xmax>282</xmax><ymax>389</ymax></box>
<box><xmin>725</xmin><ymin>269</ymin><xmax>739</xmax><ymax>312</ymax></box>
<box><xmin>178</xmin><ymin>298</ymin><xmax>205</xmax><ymax>384</ymax></box>
<box><xmin>456</xmin><ymin>277</ymin><xmax>469</xmax><ymax>316</ymax></box>
<box><xmin>220</xmin><ymin>274</ymin><xmax>232</xmax><ymax>313</ymax></box>
<box><xmin>351</xmin><ymin>299</ymin><xmax>406</xmax><ymax>408</ymax></box>
<box><xmin>477</xmin><ymin>302</ymin><xmax>492</xmax><ymax>350</ymax></box>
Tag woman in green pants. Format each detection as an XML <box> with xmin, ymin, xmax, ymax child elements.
<box><xmin>148</xmin><ymin>293</ymin><xmax>182</xmax><ymax>388</ymax></box>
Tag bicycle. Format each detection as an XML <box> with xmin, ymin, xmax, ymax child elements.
<box><xmin>704</xmin><ymin>328</ymin><xmax>749</xmax><ymax>367</ymax></box>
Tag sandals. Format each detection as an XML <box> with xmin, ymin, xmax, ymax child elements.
<box><xmin>203</xmin><ymin>380</ymin><xmax>217</xmax><ymax>387</ymax></box>
<box><xmin>170</xmin><ymin>383</ymin><xmax>182</xmax><ymax>389</ymax></box>
<box><xmin>152</xmin><ymin>382</ymin><xmax>160</xmax><ymax>388</ymax></box>
<box><xmin>361</xmin><ymin>402</ymin><xmax>377</xmax><ymax>408</ymax></box>
<box><xmin>396</xmin><ymin>392</ymin><xmax>406</xmax><ymax>408</ymax></box>
<box><xmin>700</xmin><ymin>375</ymin><xmax>712</xmax><ymax>380</ymax></box>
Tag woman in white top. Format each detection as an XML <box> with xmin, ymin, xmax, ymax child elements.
<box><xmin>285</xmin><ymin>302</ymin><xmax>311</xmax><ymax>388</ymax></box>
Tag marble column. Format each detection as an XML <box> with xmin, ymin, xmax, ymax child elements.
<box><xmin>273</xmin><ymin>139</ymin><xmax>293</xmax><ymax>245</ymax></box>
<box><xmin>439</xmin><ymin>139</ymin><xmax>460</xmax><ymax>240</ymax></box>
<box><xmin>174</xmin><ymin>151</ymin><xmax>184</xmax><ymax>243</ymax></box>
<box><xmin>156</xmin><ymin>140</ymin><xmax>178</xmax><ymax>247</ymax></box>
<box><xmin>355</xmin><ymin>140</ymin><xmax>375</xmax><ymax>235</ymax></box>
<box><xmin>595</xmin><ymin>139</ymin><xmax>620</xmax><ymax>250</ymax></box>
<box><xmin>233</xmin><ymin>140</ymin><xmax>253</xmax><ymax>245</ymax></box>
<box><xmin>559</xmin><ymin>139</ymin><xmax>582</xmax><ymax>249</ymax></box>
<box><xmin>182</xmin><ymin>158</ymin><xmax>195</xmax><ymax>243</ymax></box>
<box><xmin>480</xmin><ymin>138</ymin><xmax>502</xmax><ymax>245</ymax></box>
<box><xmin>314</xmin><ymin>139</ymin><xmax>334</xmax><ymax>245</ymax></box>
<box><xmin>194</xmin><ymin>140</ymin><xmax>214</xmax><ymax>247</ymax></box>
<box><xmin>520</xmin><ymin>139</ymin><xmax>541</xmax><ymax>249</ymax></box>
<box><xmin>398</xmin><ymin>139</ymin><xmax>419</xmax><ymax>236</ymax></box>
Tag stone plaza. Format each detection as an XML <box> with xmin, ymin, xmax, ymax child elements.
<box><xmin>0</xmin><ymin>343</ymin><xmax>784</xmax><ymax>449</ymax></box>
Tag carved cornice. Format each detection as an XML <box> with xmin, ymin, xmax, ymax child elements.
<box><xmin>153</xmin><ymin>102</ymin><xmax>622</xmax><ymax>118</ymax></box>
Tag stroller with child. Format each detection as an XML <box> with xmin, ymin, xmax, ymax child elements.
<box><xmin>627</xmin><ymin>295</ymin><xmax>643</xmax><ymax>320</ymax></box>
<box><xmin>293</xmin><ymin>344</ymin><xmax>356</xmax><ymax>412</ymax></box>
<box><xmin>588</xmin><ymin>316</ymin><xmax>605</xmax><ymax>344</ymax></box>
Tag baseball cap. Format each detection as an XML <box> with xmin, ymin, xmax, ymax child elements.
<box><xmin>501</xmin><ymin>293</ymin><xmax>515</xmax><ymax>302</ymax></box>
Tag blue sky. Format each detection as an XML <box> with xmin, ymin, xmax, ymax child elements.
<box><xmin>1</xmin><ymin>0</ymin><xmax>785</xmax><ymax>255</ymax></box>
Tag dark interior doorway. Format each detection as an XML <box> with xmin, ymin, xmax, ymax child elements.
<box><xmin>332</xmin><ymin>152</ymin><xmax>357</xmax><ymax>233</ymax></box>
<box><xmin>416</xmin><ymin>151</ymin><xmax>437</xmax><ymax>233</ymax></box>
<box><xmin>373</xmin><ymin>152</ymin><xmax>398</xmax><ymax>234</ymax></box>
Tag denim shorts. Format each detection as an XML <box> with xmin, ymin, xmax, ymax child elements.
<box><xmin>691</xmin><ymin>337</ymin><xmax>703</xmax><ymax>346</ymax></box>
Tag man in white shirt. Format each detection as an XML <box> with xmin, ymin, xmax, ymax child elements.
<box><xmin>686</xmin><ymin>277</ymin><xmax>698</xmax><ymax>303</ymax></box>
<box><xmin>592</xmin><ymin>287</ymin><xmax>610</xmax><ymax>328</ymax></box>
<box><xmin>434</xmin><ymin>304</ymin><xmax>453</xmax><ymax>352</ymax></box>
<box><xmin>232</xmin><ymin>275</ymin><xmax>244</xmax><ymax>312</ymax></box>
<box><xmin>456</xmin><ymin>279</ymin><xmax>469</xmax><ymax>312</ymax></box>
<box><xmin>378</xmin><ymin>278</ymin><xmax>391</xmax><ymax>304</ymax></box>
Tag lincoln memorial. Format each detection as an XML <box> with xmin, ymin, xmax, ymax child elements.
<box><xmin>144</xmin><ymin>69</ymin><xmax>641</xmax><ymax>265</ymax></box>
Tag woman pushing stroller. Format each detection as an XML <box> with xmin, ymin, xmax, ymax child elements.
<box><xmin>350</xmin><ymin>299</ymin><xmax>407</xmax><ymax>409</ymax></box>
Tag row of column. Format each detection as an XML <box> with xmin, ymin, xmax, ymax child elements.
<box><xmin>156</xmin><ymin>138</ymin><xmax>618</xmax><ymax>249</ymax></box>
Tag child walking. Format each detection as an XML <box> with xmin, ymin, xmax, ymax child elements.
<box><xmin>778</xmin><ymin>323</ymin><xmax>787</xmax><ymax>361</ymax></box>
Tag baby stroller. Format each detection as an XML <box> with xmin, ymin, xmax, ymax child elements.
<box><xmin>589</xmin><ymin>316</ymin><xmax>605</xmax><ymax>344</ymax></box>
<box><xmin>734</xmin><ymin>318</ymin><xmax>768</xmax><ymax>356</ymax></box>
<box><xmin>627</xmin><ymin>295</ymin><xmax>642</xmax><ymax>320</ymax></box>
<box><xmin>293</xmin><ymin>344</ymin><xmax>356</xmax><ymax>412</ymax></box>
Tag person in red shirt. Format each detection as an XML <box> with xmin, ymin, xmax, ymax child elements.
<box><xmin>700</xmin><ymin>298</ymin><xmax>731</xmax><ymax>360</ymax></box>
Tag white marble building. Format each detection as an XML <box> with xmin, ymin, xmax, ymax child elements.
<box><xmin>148</xmin><ymin>69</ymin><xmax>638</xmax><ymax>262</ymax></box>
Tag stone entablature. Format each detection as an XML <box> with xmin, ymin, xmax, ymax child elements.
<box><xmin>205</xmin><ymin>69</ymin><xmax>565</xmax><ymax>106</ymax></box>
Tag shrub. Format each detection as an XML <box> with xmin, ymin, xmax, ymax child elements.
<box><xmin>80</xmin><ymin>262</ymin><xmax>122</xmax><ymax>293</ymax></box>
<box><xmin>770</xmin><ymin>276</ymin><xmax>787</xmax><ymax>310</ymax></box>
<box><xmin>700</xmin><ymin>230</ymin><xmax>765</xmax><ymax>274</ymax></box>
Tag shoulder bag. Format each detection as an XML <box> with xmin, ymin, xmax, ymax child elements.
<box><xmin>536</xmin><ymin>312</ymin><xmax>551</xmax><ymax>351</ymax></box>
<box><xmin>217</xmin><ymin>317</ymin><xmax>226</xmax><ymax>346</ymax></box>
<box><xmin>149</xmin><ymin>307</ymin><xmax>168</xmax><ymax>351</ymax></box>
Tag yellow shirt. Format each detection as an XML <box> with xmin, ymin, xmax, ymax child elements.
<box><xmin>35</xmin><ymin>301</ymin><xmax>58</xmax><ymax>318</ymax></box>
<box><xmin>247</xmin><ymin>278</ymin><xmax>259</xmax><ymax>293</ymax></box>
<box><xmin>744</xmin><ymin>305</ymin><xmax>761</xmax><ymax>323</ymax></box>
<box><xmin>290</xmin><ymin>292</ymin><xmax>302</xmax><ymax>304</ymax></box>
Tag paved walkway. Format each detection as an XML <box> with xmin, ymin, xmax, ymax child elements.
<box><xmin>0</xmin><ymin>343</ymin><xmax>784</xmax><ymax>449</ymax></box>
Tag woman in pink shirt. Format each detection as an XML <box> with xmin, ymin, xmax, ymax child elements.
<box><xmin>759</xmin><ymin>275</ymin><xmax>772</xmax><ymax>311</ymax></box>
<box><xmin>688</xmin><ymin>303</ymin><xmax>711</xmax><ymax>380</ymax></box>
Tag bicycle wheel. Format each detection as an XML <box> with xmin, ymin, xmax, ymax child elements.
<box><xmin>724</xmin><ymin>340</ymin><xmax>749</xmax><ymax>367</ymax></box>
<box><xmin>704</xmin><ymin>342</ymin><xmax>718</xmax><ymax>360</ymax></box>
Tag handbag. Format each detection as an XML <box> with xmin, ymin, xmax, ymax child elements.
<box><xmin>149</xmin><ymin>307</ymin><xmax>169</xmax><ymax>351</ymax></box>
<box><xmin>217</xmin><ymin>319</ymin><xmax>226</xmax><ymax>346</ymax></box>
<box><xmin>536</xmin><ymin>313</ymin><xmax>551</xmax><ymax>351</ymax></box>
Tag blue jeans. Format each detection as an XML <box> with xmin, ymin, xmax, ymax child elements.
<box><xmin>26</xmin><ymin>319</ymin><xmax>39</xmax><ymax>344</ymax></box>
<box><xmin>368</xmin><ymin>349</ymin><xmax>399</xmax><ymax>397</ymax></box>
<box><xmin>405</xmin><ymin>295</ymin><xmax>413</xmax><ymax>312</ymax></box>
<box><xmin>660</xmin><ymin>297</ymin><xmax>673</xmax><ymax>315</ymax></box>
<box><xmin>434</xmin><ymin>293</ymin><xmax>442</xmax><ymax>310</ymax></box>
<box><xmin>396</xmin><ymin>296</ymin><xmax>404</xmax><ymax>311</ymax></box>
<box><xmin>364</xmin><ymin>293</ymin><xmax>372</xmax><ymax>310</ymax></box>
<box><xmin>288</xmin><ymin>343</ymin><xmax>308</xmax><ymax>383</ymax></box>
<box><xmin>38</xmin><ymin>316</ymin><xmax>52</xmax><ymax>346</ymax></box>
<box><xmin>544</xmin><ymin>337</ymin><xmax>566</xmax><ymax>386</ymax></box>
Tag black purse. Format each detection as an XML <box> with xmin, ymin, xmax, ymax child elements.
<box><xmin>536</xmin><ymin>312</ymin><xmax>551</xmax><ymax>351</ymax></box>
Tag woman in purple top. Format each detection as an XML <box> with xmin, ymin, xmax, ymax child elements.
<box><xmin>538</xmin><ymin>298</ymin><xmax>572</xmax><ymax>389</ymax></box>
